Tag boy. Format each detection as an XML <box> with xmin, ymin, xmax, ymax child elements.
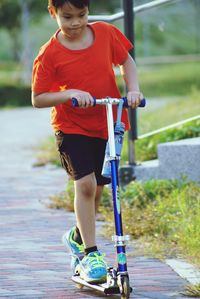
<box><xmin>32</xmin><ymin>0</ymin><xmax>143</xmax><ymax>283</ymax></box>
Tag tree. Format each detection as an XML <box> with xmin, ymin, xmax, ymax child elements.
<box><xmin>0</xmin><ymin>0</ymin><xmax>47</xmax><ymax>83</ymax></box>
<box><xmin>0</xmin><ymin>1</ymin><xmax>21</xmax><ymax>60</ymax></box>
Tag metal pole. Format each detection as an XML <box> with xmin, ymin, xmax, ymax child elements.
<box><xmin>123</xmin><ymin>0</ymin><xmax>137</xmax><ymax>165</ymax></box>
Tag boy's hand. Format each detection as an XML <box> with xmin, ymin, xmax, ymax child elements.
<box><xmin>127</xmin><ymin>91</ymin><xmax>144</xmax><ymax>108</ymax></box>
<box><xmin>70</xmin><ymin>90</ymin><xmax>94</xmax><ymax>107</ymax></box>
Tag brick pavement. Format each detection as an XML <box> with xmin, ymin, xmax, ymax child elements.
<box><xmin>0</xmin><ymin>108</ymin><xmax>192</xmax><ymax>299</ymax></box>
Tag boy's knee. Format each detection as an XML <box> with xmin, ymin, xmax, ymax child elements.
<box><xmin>75</xmin><ymin>173</ymin><xmax>96</xmax><ymax>198</ymax></box>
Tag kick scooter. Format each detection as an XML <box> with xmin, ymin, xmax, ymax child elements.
<box><xmin>71</xmin><ymin>96</ymin><xmax>146</xmax><ymax>298</ymax></box>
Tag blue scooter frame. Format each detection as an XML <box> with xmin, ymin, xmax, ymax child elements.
<box><xmin>72</xmin><ymin>97</ymin><xmax>146</xmax><ymax>298</ymax></box>
<box><xmin>104</xmin><ymin>97</ymin><xmax>128</xmax><ymax>274</ymax></box>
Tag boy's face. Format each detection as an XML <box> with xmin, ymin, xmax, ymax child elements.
<box><xmin>48</xmin><ymin>2</ymin><xmax>89</xmax><ymax>40</ymax></box>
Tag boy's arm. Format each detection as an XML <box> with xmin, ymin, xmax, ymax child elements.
<box><xmin>120</xmin><ymin>53</ymin><xmax>143</xmax><ymax>107</ymax></box>
<box><xmin>32</xmin><ymin>89</ymin><xmax>93</xmax><ymax>108</ymax></box>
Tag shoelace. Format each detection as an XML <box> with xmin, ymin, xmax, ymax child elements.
<box><xmin>85</xmin><ymin>253</ymin><xmax>106</xmax><ymax>269</ymax></box>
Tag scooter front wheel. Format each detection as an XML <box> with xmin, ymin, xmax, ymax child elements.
<box><xmin>119</xmin><ymin>275</ymin><xmax>131</xmax><ymax>299</ymax></box>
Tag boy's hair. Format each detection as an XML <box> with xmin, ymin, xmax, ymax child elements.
<box><xmin>48</xmin><ymin>0</ymin><xmax>89</xmax><ymax>9</ymax></box>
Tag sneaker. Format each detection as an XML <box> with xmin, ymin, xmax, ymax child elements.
<box><xmin>79</xmin><ymin>251</ymin><xmax>107</xmax><ymax>283</ymax></box>
<box><xmin>62</xmin><ymin>227</ymin><xmax>84</xmax><ymax>273</ymax></box>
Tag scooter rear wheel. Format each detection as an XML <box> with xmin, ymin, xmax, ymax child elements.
<box><xmin>76</xmin><ymin>283</ymin><xmax>84</xmax><ymax>289</ymax></box>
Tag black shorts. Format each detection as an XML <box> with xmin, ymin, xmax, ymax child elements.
<box><xmin>55</xmin><ymin>132</ymin><xmax>111</xmax><ymax>186</ymax></box>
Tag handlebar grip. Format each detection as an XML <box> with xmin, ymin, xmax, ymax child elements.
<box><xmin>122</xmin><ymin>97</ymin><xmax>146</xmax><ymax>108</ymax></box>
<box><xmin>139</xmin><ymin>98</ymin><xmax>146</xmax><ymax>107</ymax></box>
<box><xmin>72</xmin><ymin>98</ymin><xmax>78</xmax><ymax>107</ymax></box>
<box><xmin>72</xmin><ymin>97</ymin><xmax>96</xmax><ymax>107</ymax></box>
<box><xmin>72</xmin><ymin>97</ymin><xmax>146</xmax><ymax>108</ymax></box>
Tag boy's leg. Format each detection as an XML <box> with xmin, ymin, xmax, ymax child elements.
<box><xmin>74</xmin><ymin>185</ymin><xmax>103</xmax><ymax>246</ymax></box>
<box><xmin>74</xmin><ymin>173</ymin><xmax>108</xmax><ymax>283</ymax></box>
<box><xmin>74</xmin><ymin>173</ymin><xmax>97</xmax><ymax>249</ymax></box>
<box><xmin>73</xmin><ymin>184</ymin><xmax>103</xmax><ymax>248</ymax></box>
<box><xmin>56</xmin><ymin>133</ymin><xmax>108</xmax><ymax>280</ymax></box>
<box><xmin>95</xmin><ymin>185</ymin><xmax>104</xmax><ymax>214</ymax></box>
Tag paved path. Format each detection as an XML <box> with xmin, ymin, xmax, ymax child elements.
<box><xmin>0</xmin><ymin>107</ymin><xmax>192</xmax><ymax>298</ymax></box>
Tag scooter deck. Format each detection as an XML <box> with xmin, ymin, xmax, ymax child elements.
<box><xmin>72</xmin><ymin>274</ymin><xmax>121</xmax><ymax>295</ymax></box>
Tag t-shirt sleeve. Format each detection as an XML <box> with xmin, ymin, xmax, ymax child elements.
<box><xmin>109</xmin><ymin>24</ymin><xmax>133</xmax><ymax>66</ymax></box>
<box><xmin>32</xmin><ymin>46</ymin><xmax>55</xmax><ymax>94</ymax></box>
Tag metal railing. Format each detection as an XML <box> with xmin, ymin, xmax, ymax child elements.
<box><xmin>139</xmin><ymin>115</ymin><xmax>200</xmax><ymax>139</ymax></box>
<box><xmin>88</xmin><ymin>0</ymin><xmax>179</xmax><ymax>22</ymax></box>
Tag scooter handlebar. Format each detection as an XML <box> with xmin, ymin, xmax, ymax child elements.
<box><xmin>122</xmin><ymin>97</ymin><xmax>146</xmax><ymax>108</ymax></box>
<box><xmin>72</xmin><ymin>97</ymin><xmax>146</xmax><ymax>108</ymax></box>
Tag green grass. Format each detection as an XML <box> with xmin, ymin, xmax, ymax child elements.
<box><xmin>116</xmin><ymin>61</ymin><xmax>200</xmax><ymax>98</ymax></box>
<box><xmin>101</xmin><ymin>179</ymin><xmax>200</xmax><ymax>266</ymax></box>
<box><xmin>48</xmin><ymin>180</ymin><xmax>74</xmax><ymax>212</ymax></box>
<box><xmin>182</xmin><ymin>284</ymin><xmax>200</xmax><ymax>297</ymax></box>
<box><xmin>0</xmin><ymin>63</ymin><xmax>22</xmax><ymax>86</ymax></box>
<box><xmin>32</xmin><ymin>136</ymin><xmax>60</xmax><ymax>167</ymax></box>
<box><xmin>48</xmin><ymin>177</ymin><xmax>200</xmax><ymax>267</ymax></box>
<box><xmin>137</xmin><ymin>86</ymin><xmax>200</xmax><ymax>135</ymax></box>
<box><xmin>138</xmin><ymin>62</ymin><xmax>200</xmax><ymax>97</ymax></box>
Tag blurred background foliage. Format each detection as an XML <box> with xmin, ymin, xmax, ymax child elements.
<box><xmin>0</xmin><ymin>0</ymin><xmax>199</xmax><ymax>62</ymax></box>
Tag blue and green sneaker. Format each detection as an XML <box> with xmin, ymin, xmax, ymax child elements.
<box><xmin>79</xmin><ymin>251</ymin><xmax>107</xmax><ymax>283</ymax></box>
<box><xmin>62</xmin><ymin>227</ymin><xmax>84</xmax><ymax>273</ymax></box>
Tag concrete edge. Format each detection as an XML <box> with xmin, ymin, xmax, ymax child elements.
<box><xmin>165</xmin><ymin>259</ymin><xmax>200</xmax><ymax>285</ymax></box>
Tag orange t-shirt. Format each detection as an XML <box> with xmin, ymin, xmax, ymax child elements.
<box><xmin>32</xmin><ymin>22</ymin><xmax>133</xmax><ymax>139</ymax></box>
